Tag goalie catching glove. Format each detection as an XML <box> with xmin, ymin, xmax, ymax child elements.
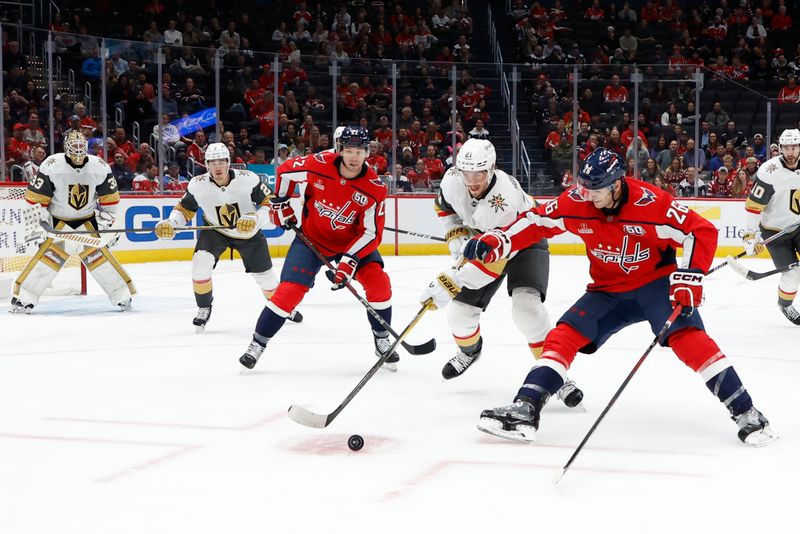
<box><xmin>463</xmin><ymin>229</ymin><xmax>512</xmax><ymax>264</ymax></box>
<box><xmin>669</xmin><ymin>269</ymin><xmax>704</xmax><ymax>317</ymax></box>
<box><xmin>419</xmin><ymin>268</ymin><xmax>464</xmax><ymax>310</ymax></box>
<box><xmin>742</xmin><ymin>230</ymin><xmax>765</xmax><ymax>256</ymax></box>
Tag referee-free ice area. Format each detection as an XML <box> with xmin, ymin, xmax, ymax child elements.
<box><xmin>0</xmin><ymin>254</ymin><xmax>796</xmax><ymax>533</ymax></box>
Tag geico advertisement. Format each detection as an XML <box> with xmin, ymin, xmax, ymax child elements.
<box><xmin>113</xmin><ymin>196</ymin><xmax>752</xmax><ymax>253</ymax></box>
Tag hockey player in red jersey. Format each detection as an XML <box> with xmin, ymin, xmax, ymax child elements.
<box><xmin>466</xmin><ymin>148</ymin><xmax>776</xmax><ymax>446</ymax></box>
<box><xmin>239</xmin><ymin>126</ymin><xmax>398</xmax><ymax>370</ymax></box>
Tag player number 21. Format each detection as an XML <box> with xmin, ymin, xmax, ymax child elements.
<box><xmin>666</xmin><ymin>200</ymin><xmax>689</xmax><ymax>224</ymax></box>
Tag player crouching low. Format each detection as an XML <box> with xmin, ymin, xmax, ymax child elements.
<box><xmin>239</xmin><ymin>126</ymin><xmax>398</xmax><ymax>370</ymax></box>
<box><xmin>419</xmin><ymin>138</ymin><xmax>583</xmax><ymax>407</ymax></box>
<box><xmin>467</xmin><ymin>148</ymin><xmax>776</xmax><ymax>446</ymax></box>
<box><xmin>11</xmin><ymin>130</ymin><xmax>135</xmax><ymax>312</ymax></box>
<box><xmin>154</xmin><ymin>142</ymin><xmax>301</xmax><ymax>331</ymax></box>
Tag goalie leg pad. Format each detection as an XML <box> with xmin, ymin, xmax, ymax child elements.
<box><xmin>511</xmin><ymin>287</ymin><xmax>552</xmax><ymax>358</ymax></box>
<box><xmin>447</xmin><ymin>300</ymin><xmax>482</xmax><ymax>351</ymax></box>
<box><xmin>81</xmin><ymin>246</ymin><xmax>136</xmax><ymax>305</ymax></box>
<box><xmin>192</xmin><ymin>250</ymin><xmax>216</xmax><ymax>307</ymax></box>
<box><xmin>13</xmin><ymin>238</ymin><xmax>69</xmax><ymax>306</ymax></box>
<box><xmin>251</xmin><ymin>268</ymin><xmax>279</xmax><ymax>299</ymax></box>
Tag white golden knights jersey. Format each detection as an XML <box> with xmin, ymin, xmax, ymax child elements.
<box><xmin>435</xmin><ymin>168</ymin><xmax>534</xmax><ymax>233</ymax></box>
<box><xmin>169</xmin><ymin>168</ymin><xmax>271</xmax><ymax>239</ymax></box>
<box><xmin>746</xmin><ymin>155</ymin><xmax>800</xmax><ymax>231</ymax></box>
<box><xmin>25</xmin><ymin>153</ymin><xmax>120</xmax><ymax>220</ymax></box>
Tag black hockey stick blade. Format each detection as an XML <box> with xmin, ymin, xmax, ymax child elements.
<box><xmin>288</xmin><ymin>302</ymin><xmax>432</xmax><ymax>429</ymax></box>
<box><xmin>726</xmin><ymin>256</ymin><xmax>800</xmax><ymax>281</ymax></box>
<box><xmin>402</xmin><ymin>337</ymin><xmax>436</xmax><ymax>355</ymax></box>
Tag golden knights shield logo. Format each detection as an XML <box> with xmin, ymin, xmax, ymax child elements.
<box><xmin>68</xmin><ymin>183</ymin><xmax>89</xmax><ymax>210</ymax></box>
<box><xmin>215</xmin><ymin>203</ymin><xmax>241</xmax><ymax>226</ymax></box>
<box><xmin>791</xmin><ymin>190</ymin><xmax>800</xmax><ymax>216</ymax></box>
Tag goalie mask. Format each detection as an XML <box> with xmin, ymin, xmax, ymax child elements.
<box><xmin>64</xmin><ymin>131</ymin><xmax>89</xmax><ymax>166</ymax></box>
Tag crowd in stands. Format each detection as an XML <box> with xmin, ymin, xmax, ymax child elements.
<box><xmin>2</xmin><ymin>0</ymin><xmax>495</xmax><ymax>193</ymax></box>
<box><xmin>507</xmin><ymin>0</ymin><xmax>800</xmax><ymax>198</ymax></box>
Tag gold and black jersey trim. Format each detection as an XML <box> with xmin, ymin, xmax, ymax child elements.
<box><xmin>24</xmin><ymin>189</ymin><xmax>52</xmax><ymax>206</ymax></box>
<box><xmin>97</xmin><ymin>191</ymin><xmax>121</xmax><ymax>205</ymax></box>
<box><xmin>175</xmin><ymin>203</ymin><xmax>196</xmax><ymax>220</ymax></box>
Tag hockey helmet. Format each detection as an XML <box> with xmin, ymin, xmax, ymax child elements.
<box><xmin>577</xmin><ymin>148</ymin><xmax>625</xmax><ymax>191</ymax></box>
<box><xmin>64</xmin><ymin>130</ymin><xmax>89</xmax><ymax>165</ymax></box>
<box><xmin>333</xmin><ymin>126</ymin><xmax>346</xmax><ymax>152</ymax></box>
<box><xmin>456</xmin><ymin>138</ymin><xmax>496</xmax><ymax>181</ymax></box>
<box><xmin>779</xmin><ymin>128</ymin><xmax>800</xmax><ymax>148</ymax></box>
<box><xmin>204</xmin><ymin>142</ymin><xmax>230</xmax><ymax>163</ymax></box>
<box><xmin>339</xmin><ymin>126</ymin><xmax>370</xmax><ymax>150</ymax></box>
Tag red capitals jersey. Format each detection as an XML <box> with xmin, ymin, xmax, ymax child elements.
<box><xmin>502</xmin><ymin>179</ymin><xmax>717</xmax><ymax>292</ymax></box>
<box><xmin>275</xmin><ymin>151</ymin><xmax>386</xmax><ymax>259</ymax></box>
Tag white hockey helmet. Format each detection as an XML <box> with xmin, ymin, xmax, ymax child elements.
<box><xmin>456</xmin><ymin>138</ymin><xmax>496</xmax><ymax>179</ymax></box>
<box><xmin>333</xmin><ymin>126</ymin><xmax>346</xmax><ymax>153</ymax></box>
<box><xmin>779</xmin><ymin>128</ymin><xmax>800</xmax><ymax>148</ymax></box>
<box><xmin>64</xmin><ymin>130</ymin><xmax>89</xmax><ymax>165</ymax></box>
<box><xmin>204</xmin><ymin>142</ymin><xmax>230</xmax><ymax>163</ymax></box>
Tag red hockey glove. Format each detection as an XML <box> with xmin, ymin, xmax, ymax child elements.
<box><xmin>463</xmin><ymin>230</ymin><xmax>511</xmax><ymax>264</ymax></box>
<box><xmin>331</xmin><ymin>254</ymin><xmax>359</xmax><ymax>290</ymax></box>
<box><xmin>268</xmin><ymin>198</ymin><xmax>297</xmax><ymax>229</ymax></box>
<box><xmin>669</xmin><ymin>269</ymin><xmax>705</xmax><ymax>317</ymax></box>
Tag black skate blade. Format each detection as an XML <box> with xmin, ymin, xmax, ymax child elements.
<box><xmin>402</xmin><ymin>338</ymin><xmax>436</xmax><ymax>355</ymax></box>
<box><xmin>288</xmin><ymin>405</ymin><xmax>330</xmax><ymax>428</ymax></box>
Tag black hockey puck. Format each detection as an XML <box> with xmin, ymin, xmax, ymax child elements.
<box><xmin>348</xmin><ymin>434</ymin><xmax>364</xmax><ymax>451</ymax></box>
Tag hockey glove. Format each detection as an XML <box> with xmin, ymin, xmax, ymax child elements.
<box><xmin>96</xmin><ymin>210</ymin><xmax>119</xmax><ymax>247</ymax></box>
<box><xmin>669</xmin><ymin>269</ymin><xmax>705</xmax><ymax>317</ymax></box>
<box><xmin>463</xmin><ymin>230</ymin><xmax>512</xmax><ymax>264</ymax></box>
<box><xmin>445</xmin><ymin>225</ymin><xmax>471</xmax><ymax>259</ymax></box>
<box><xmin>742</xmin><ymin>230</ymin><xmax>765</xmax><ymax>256</ymax></box>
<box><xmin>236</xmin><ymin>212</ymin><xmax>259</xmax><ymax>233</ymax></box>
<box><xmin>154</xmin><ymin>219</ymin><xmax>176</xmax><ymax>240</ymax></box>
<box><xmin>420</xmin><ymin>269</ymin><xmax>463</xmax><ymax>311</ymax></box>
<box><xmin>331</xmin><ymin>254</ymin><xmax>359</xmax><ymax>290</ymax></box>
<box><xmin>268</xmin><ymin>198</ymin><xmax>297</xmax><ymax>229</ymax></box>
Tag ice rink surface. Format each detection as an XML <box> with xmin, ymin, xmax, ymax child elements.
<box><xmin>1</xmin><ymin>254</ymin><xmax>797</xmax><ymax>533</ymax></box>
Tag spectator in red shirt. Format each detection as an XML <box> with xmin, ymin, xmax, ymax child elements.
<box><xmin>603</xmin><ymin>75</ymin><xmax>629</xmax><ymax>103</ymax></box>
<box><xmin>420</xmin><ymin>121</ymin><xmax>444</xmax><ymax>149</ymax></box>
<box><xmin>132</xmin><ymin>163</ymin><xmax>160</xmax><ymax>192</ymax></box>
<box><xmin>584</xmin><ymin>0</ymin><xmax>605</xmax><ymax>21</ymax></box>
<box><xmin>163</xmin><ymin>163</ymin><xmax>188</xmax><ymax>191</ymax></box>
<box><xmin>113</xmin><ymin>126</ymin><xmax>135</xmax><ymax>156</ymax></box>
<box><xmin>778</xmin><ymin>75</ymin><xmax>800</xmax><ymax>103</ymax></box>
<box><xmin>373</xmin><ymin>116</ymin><xmax>393</xmax><ymax>151</ymax></box>
<box><xmin>6</xmin><ymin>123</ymin><xmax>31</xmax><ymax>166</ymax></box>
<box><xmin>421</xmin><ymin>145</ymin><xmax>445</xmax><ymax>180</ymax></box>
<box><xmin>729</xmin><ymin>56</ymin><xmax>750</xmax><ymax>81</ymax></box>
<box><xmin>127</xmin><ymin>142</ymin><xmax>153</xmax><ymax>174</ymax></box>
<box><xmin>366</xmin><ymin>141</ymin><xmax>389</xmax><ymax>175</ymax></box>
<box><xmin>244</xmin><ymin>79</ymin><xmax>265</xmax><ymax>110</ymax></box>
<box><xmin>279</xmin><ymin>61</ymin><xmax>308</xmax><ymax>93</ymax></box>
<box><xmin>708</xmin><ymin>16</ymin><xmax>728</xmax><ymax>41</ymax></box>
<box><xmin>641</xmin><ymin>0</ymin><xmax>659</xmax><ymax>22</ymax></box>
<box><xmin>710</xmin><ymin>166</ymin><xmax>733</xmax><ymax>197</ymax></box>
<box><xmin>544</xmin><ymin>119</ymin><xmax>566</xmax><ymax>151</ymax></box>
<box><xmin>186</xmin><ymin>130</ymin><xmax>208</xmax><ymax>166</ymax></box>
<box><xmin>771</xmin><ymin>6</ymin><xmax>792</xmax><ymax>31</ymax></box>
<box><xmin>407</xmin><ymin>159</ymin><xmax>432</xmax><ymax>190</ymax></box>
<box><xmin>293</xmin><ymin>2</ymin><xmax>312</xmax><ymax>27</ymax></box>
<box><xmin>604</xmin><ymin>127</ymin><xmax>626</xmax><ymax>159</ymax></box>
<box><xmin>249</xmin><ymin>91</ymin><xmax>275</xmax><ymax>120</ymax></box>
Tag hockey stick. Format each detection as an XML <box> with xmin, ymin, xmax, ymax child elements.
<box><xmin>554</xmin><ymin>305</ymin><xmax>684</xmax><ymax>484</ymax></box>
<box><xmin>39</xmin><ymin>221</ymin><xmax>235</xmax><ymax>248</ymax></box>
<box><xmin>385</xmin><ymin>226</ymin><xmax>446</xmax><ymax>242</ymax></box>
<box><xmin>288</xmin><ymin>300</ymin><xmax>433</xmax><ymax>428</ymax></box>
<box><xmin>707</xmin><ymin>220</ymin><xmax>800</xmax><ymax>276</ymax></box>
<box><xmin>287</xmin><ymin>222</ymin><xmax>436</xmax><ymax>356</ymax></box>
<box><xmin>725</xmin><ymin>256</ymin><xmax>800</xmax><ymax>281</ymax></box>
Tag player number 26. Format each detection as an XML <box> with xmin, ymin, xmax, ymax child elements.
<box><xmin>666</xmin><ymin>200</ymin><xmax>689</xmax><ymax>224</ymax></box>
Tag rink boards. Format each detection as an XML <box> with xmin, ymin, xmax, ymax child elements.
<box><xmin>1</xmin><ymin>192</ymin><xmax>763</xmax><ymax>263</ymax></box>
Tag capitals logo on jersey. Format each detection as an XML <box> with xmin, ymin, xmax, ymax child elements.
<box><xmin>215</xmin><ymin>203</ymin><xmax>241</xmax><ymax>226</ymax></box>
<box><xmin>589</xmin><ymin>235</ymin><xmax>651</xmax><ymax>274</ymax></box>
<box><xmin>634</xmin><ymin>188</ymin><xmax>657</xmax><ymax>206</ymax></box>
<box><xmin>68</xmin><ymin>183</ymin><xmax>89</xmax><ymax>210</ymax></box>
<box><xmin>314</xmin><ymin>200</ymin><xmax>358</xmax><ymax>230</ymax></box>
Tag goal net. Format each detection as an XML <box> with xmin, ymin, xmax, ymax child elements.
<box><xmin>0</xmin><ymin>184</ymin><xmax>87</xmax><ymax>297</ymax></box>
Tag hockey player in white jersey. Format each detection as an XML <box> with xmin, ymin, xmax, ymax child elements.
<box><xmin>418</xmin><ymin>138</ymin><xmax>583</xmax><ymax>407</ymax></box>
<box><xmin>11</xmin><ymin>130</ymin><xmax>136</xmax><ymax>313</ymax></box>
<box><xmin>154</xmin><ymin>142</ymin><xmax>301</xmax><ymax>330</ymax></box>
<box><xmin>744</xmin><ymin>128</ymin><xmax>800</xmax><ymax>324</ymax></box>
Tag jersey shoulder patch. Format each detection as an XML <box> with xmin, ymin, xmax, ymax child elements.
<box><xmin>633</xmin><ymin>186</ymin><xmax>658</xmax><ymax>206</ymax></box>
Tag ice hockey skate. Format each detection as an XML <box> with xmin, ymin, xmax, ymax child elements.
<box><xmin>9</xmin><ymin>297</ymin><xmax>33</xmax><ymax>314</ymax></box>
<box><xmin>374</xmin><ymin>334</ymin><xmax>400</xmax><ymax>372</ymax></box>
<box><xmin>442</xmin><ymin>347</ymin><xmax>481</xmax><ymax>380</ymax></box>
<box><xmin>287</xmin><ymin>310</ymin><xmax>303</xmax><ymax>323</ymax></box>
<box><xmin>239</xmin><ymin>340</ymin><xmax>265</xmax><ymax>370</ymax></box>
<box><xmin>193</xmin><ymin>306</ymin><xmax>212</xmax><ymax>332</ymax></box>
<box><xmin>733</xmin><ymin>406</ymin><xmax>778</xmax><ymax>446</ymax></box>
<box><xmin>556</xmin><ymin>379</ymin><xmax>585</xmax><ymax>409</ymax></box>
<box><xmin>117</xmin><ymin>298</ymin><xmax>132</xmax><ymax>312</ymax></box>
<box><xmin>477</xmin><ymin>396</ymin><xmax>544</xmax><ymax>443</ymax></box>
<box><xmin>778</xmin><ymin>303</ymin><xmax>800</xmax><ymax>325</ymax></box>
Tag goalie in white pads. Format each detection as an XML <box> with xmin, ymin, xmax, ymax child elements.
<box><xmin>11</xmin><ymin>131</ymin><xmax>136</xmax><ymax>313</ymax></box>
<box><xmin>744</xmin><ymin>128</ymin><xmax>800</xmax><ymax>325</ymax></box>
<box><xmin>419</xmin><ymin>138</ymin><xmax>583</xmax><ymax>407</ymax></box>
<box><xmin>154</xmin><ymin>142</ymin><xmax>301</xmax><ymax>330</ymax></box>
